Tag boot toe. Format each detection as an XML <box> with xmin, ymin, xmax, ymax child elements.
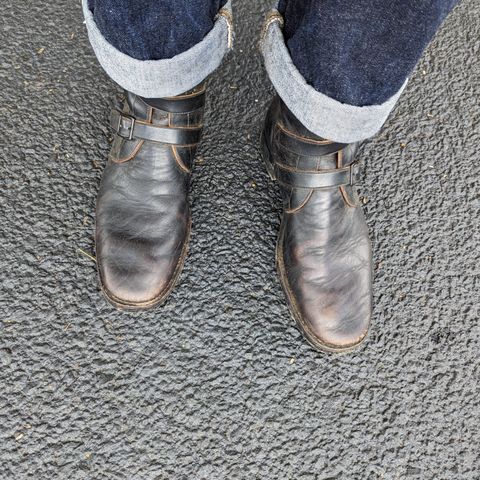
<box><xmin>100</xmin><ymin>260</ymin><xmax>171</xmax><ymax>308</ymax></box>
<box><xmin>279</xmin><ymin>227</ymin><xmax>372</xmax><ymax>353</ymax></box>
<box><xmin>97</xmin><ymin>235</ymin><xmax>186</xmax><ymax>309</ymax></box>
<box><xmin>301</xmin><ymin>302</ymin><xmax>371</xmax><ymax>352</ymax></box>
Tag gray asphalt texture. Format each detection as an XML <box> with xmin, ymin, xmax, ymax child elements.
<box><xmin>1</xmin><ymin>1</ymin><xmax>479</xmax><ymax>479</ymax></box>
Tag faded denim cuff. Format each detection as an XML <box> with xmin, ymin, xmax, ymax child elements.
<box><xmin>82</xmin><ymin>0</ymin><xmax>233</xmax><ymax>97</ymax></box>
<box><xmin>260</xmin><ymin>10</ymin><xmax>408</xmax><ymax>143</ymax></box>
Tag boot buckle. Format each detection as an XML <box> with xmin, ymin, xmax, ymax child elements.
<box><xmin>349</xmin><ymin>161</ymin><xmax>361</xmax><ymax>185</ymax></box>
<box><xmin>116</xmin><ymin>113</ymin><xmax>136</xmax><ymax>141</ymax></box>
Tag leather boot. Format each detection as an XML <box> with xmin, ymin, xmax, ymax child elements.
<box><xmin>95</xmin><ymin>86</ymin><xmax>205</xmax><ymax>310</ymax></box>
<box><xmin>261</xmin><ymin>96</ymin><xmax>372</xmax><ymax>352</ymax></box>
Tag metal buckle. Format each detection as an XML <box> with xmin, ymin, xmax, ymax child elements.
<box><xmin>116</xmin><ymin>113</ymin><xmax>136</xmax><ymax>140</ymax></box>
<box><xmin>349</xmin><ymin>161</ymin><xmax>361</xmax><ymax>185</ymax></box>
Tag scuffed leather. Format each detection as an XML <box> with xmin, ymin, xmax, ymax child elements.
<box><xmin>95</xmin><ymin>87</ymin><xmax>205</xmax><ymax>309</ymax></box>
<box><xmin>262</xmin><ymin>96</ymin><xmax>372</xmax><ymax>352</ymax></box>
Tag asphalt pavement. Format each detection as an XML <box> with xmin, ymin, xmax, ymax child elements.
<box><xmin>1</xmin><ymin>0</ymin><xmax>479</xmax><ymax>478</ymax></box>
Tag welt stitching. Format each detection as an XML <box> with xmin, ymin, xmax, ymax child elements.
<box><xmin>171</xmin><ymin>145</ymin><xmax>191</xmax><ymax>174</ymax></box>
<box><xmin>111</xmin><ymin>140</ymin><xmax>144</xmax><ymax>164</ymax></box>
<box><xmin>277</xmin><ymin>141</ymin><xmax>340</xmax><ymax>158</ymax></box>
<box><xmin>164</xmin><ymin>87</ymin><xmax>206</xmax><ymax>101</ymax></box>
<box><xmin>274</xmin><ymin>159</ymin><xmax>350</xmax><ymax>175</ymax></box>
<box><xmin>285</xmin><ymin>190</ymin><xmax>314</xmax><ymax>214</ymax></box>
<box><xmin>340</xmin><ymin>186</ymin><xmax>357</xmax><ymax>208</ymax></box>
<box><xmin>276</xmin><ymin>122</ymin><xmax>333</xmax><ymax>145</ymax></box>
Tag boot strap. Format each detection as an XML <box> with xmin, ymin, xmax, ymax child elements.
<box><xmin>139</xmin><ymin>89</ymin><xmax>206</xmax><ymax>114</ymax></box>
<box><xmin>274</xmin><ymin>161</ymin><xmax>361</xmax><ymax>189</ymax></box>
<box><xmin>111</xmin><ymin>110</ymin><xmax>202</xmax><ymax>146</ymax></box>
<box><xmin>276</xmin><ymin>123</ymin><xmax>347</xmax><ymax>156</ymax></box>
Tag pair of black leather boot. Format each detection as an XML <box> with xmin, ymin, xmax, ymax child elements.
<box><xmin>95</xmin><ymin>87</ymin><xmax>371</xmax><ymax>353</ymax></box>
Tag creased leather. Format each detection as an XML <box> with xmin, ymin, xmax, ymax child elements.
<box><xmin>95</xmin><ymin>87</ymin><xmax>205</xmax><ymax>309</ymax></box>
<box><xmin>262</xmin><ymin>96</ymin><xmax>372</xmax><ymax>351</ymax></box>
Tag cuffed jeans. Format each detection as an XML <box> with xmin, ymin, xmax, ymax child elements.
<box><xmin>83</xmin><ymin>0</ymin><xmax>458</xmax><ymax>142</ymax></box>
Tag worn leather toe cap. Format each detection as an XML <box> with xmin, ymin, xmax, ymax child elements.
<box><xmin>281</xmin><ymin>267</ymin><xmax>372</xmax><ymax>352</ymax></box>
<box><xmin>297</xmin><ymin>292</ymin><xmax>371</xmax><ymax>351</ymax></box>
<box><xmin>96</xmin><ymin>224</ymin><xmax>189</xmax><ymax>309</ymax></box>
<box><xmin>279</xmin><ymin>219</ymin><xmax>372</xmax><ymax>353</ymax></box>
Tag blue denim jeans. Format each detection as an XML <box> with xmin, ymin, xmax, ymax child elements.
<box><xmin>278</xmin><ymin>0</ymin><xmax>458</xmax><ymax>106</ymax></box>
<box><xmin>87</xmin><ymin>0</ymin><xmax>227</xmax><ymax>61</ymax></box>
<box><xmin>84</xmin><ymin>0</ymin><xmax>458</xmax><ymax>141</ymax></box>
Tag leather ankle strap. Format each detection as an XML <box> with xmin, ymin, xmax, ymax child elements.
<box><xmin>111</xmin><ymin>110</ymin><xmax>202</xmax><ymax>146</ymax></box>
<box><xmin>274</xmin><ymin>160</ymin><xmax>361</xmax><ymax>189</ymax></box>
<box><xmin>140</xmin><ymin>88</ymin><xmax>206</xmax><ymax>114</ymax></box>
<box><xmin>276</xmin><ymin>123</ymin><xmax>347</xmax><ymax>157</ymax></box>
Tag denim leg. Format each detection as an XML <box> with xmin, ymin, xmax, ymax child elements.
<box><xmin>88</xmin><ymin>0</ymin><xmax>227</xmax><ymax>61</ymax></box>
<box><xmin>277</xmin><ymin>0</ymin><xmax>458</xmax><ymax>106</ymax></box>
<box><xmin>261</xmin><ymin>1</ymin><xmax>459</xmax><ymax>142</ymax></box>
<box><xmin>83</xmin><ymin>0</ymin><xmax>233</xmax><ymax>97</ymax></box>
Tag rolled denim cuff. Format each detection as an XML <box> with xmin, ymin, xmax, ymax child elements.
<box><xmin>82</xmin><ymin>0</ymin><xmax>233</xmax><ymax>97</ymax></box>
<box><xmin>260</xmin><ymin>10</ymin><xmax>407</xmax><ymax>143</ymax></box>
